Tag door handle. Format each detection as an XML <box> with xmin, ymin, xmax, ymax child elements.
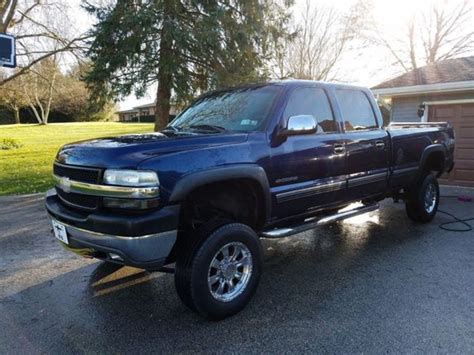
<box><xmin>375</xmin><ymin>141</ymin><xmax>385</xmax><ymax>149</ymax></box>
<box><xmin>334</xmin><ymin>144</ymin><xmax>345</xmax><ymax>154</ymax></box>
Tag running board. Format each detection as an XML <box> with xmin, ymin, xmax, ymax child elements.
<box><xmin>260</xmin><ymin>203</ymin><xmax>379</xmax><ymax>239</ymax></box>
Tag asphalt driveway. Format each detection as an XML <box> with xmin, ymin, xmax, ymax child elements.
<box><xmin>1</xmin><ymin>187</ymin><xmax>473</xmax><ymax>354</ymax></box>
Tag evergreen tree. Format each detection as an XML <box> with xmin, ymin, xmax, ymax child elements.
<box><xmin>84</xmin><ymin>0</ymin><xmax>292</xmax><ymax>130</ymax></box>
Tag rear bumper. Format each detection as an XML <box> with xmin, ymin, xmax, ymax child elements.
<box><xmin>45</xmin><ymin>189</ymin><xmax>180</xmax><ymax>269</ymax></box>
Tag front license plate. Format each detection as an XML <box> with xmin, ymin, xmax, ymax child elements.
<box><xmin>52</xmin><ymin>220</ymin><xmax>69</xmax><ymax>245</ymax></box>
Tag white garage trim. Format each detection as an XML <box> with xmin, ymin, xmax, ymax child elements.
<box><xmin>372</xmin><ymin>81</ymin><xmax>474</xmax><ymax>97</ymax></box>
<box><xmin>421</xmin><ymin>99</ymin><xmax>474</xmax><ymax>122</ymax></box>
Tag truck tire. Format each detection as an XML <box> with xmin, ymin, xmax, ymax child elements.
<box><xmin>174</xmin><ymin>223</ymin><xmax>263</xmax><ymax>320</ymax></box>
<box><xmin>405</xmin><ymin>173</ymin><xmax>439</xmax><ymax>223</ymax></box>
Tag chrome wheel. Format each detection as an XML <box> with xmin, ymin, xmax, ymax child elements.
<box><xmin>207</xmin><ymin>242</ymin><xmax>253</xmax><ymax>302</ymax></box>
<box><xmin>424</xmin><ymin>182</ymin><xmax>437</xmax><ymax>213</ymax></box>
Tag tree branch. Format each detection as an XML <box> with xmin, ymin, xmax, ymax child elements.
<box><xmin>10</xmin><ymin>0</ymin><xmax>41</xmax><ymax>27</ymax></box>
<box><xmin>0</xmin><ymin>35</ymin><xmax>91</xmax><ymax>86</ymax></box>
<box><xmin>1</xmin><ymin>0</ymin><xmax>17</xmax><ymax>31</ymax></box>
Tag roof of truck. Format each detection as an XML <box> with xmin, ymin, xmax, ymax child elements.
<box><xmin>191</xmin><ymin>80</ymin><xmax>372</xmax><ymax>104</ymax></box>
<box><xmin>270</xmin><ymin>79</ymin><xmax>367</xmax><ymax>90</ymax></box>
<box><xmin>207</xmin><ymin>79</ymin><xmax>369</xmax><ymax>93</ymax></box>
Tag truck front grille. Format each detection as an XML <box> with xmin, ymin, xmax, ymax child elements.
<box><xmin>54</xmin><ymin>163</ymin><xmax>102</xmax><ymax>210</ymax></box>
<box><xmin>57</xmin><ymin>189</ymin><xmax>100</xmax><ymax>211</ymax></box>
<box><xmin>53</xmin><ymin>163</ymin><xmax>101</xmax><ymax>184</ymax></box>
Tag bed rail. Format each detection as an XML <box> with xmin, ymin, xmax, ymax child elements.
<box><xmin>388</xmin><ymin>122</ymin><xmax>450</xmax><ymax>129</ymax></box>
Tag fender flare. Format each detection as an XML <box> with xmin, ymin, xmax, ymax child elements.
<box><xmin>417</xmin><ymin>144</ymin><xmax>446</xmax><ymax>178</ymax></box>
<box><xmin>169</xmin><ymin>164</ymin><xmax>272</xmax><ymax>222</ymax></box>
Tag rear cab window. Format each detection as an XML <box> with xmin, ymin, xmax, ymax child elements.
<box><xmin>335</xmin><ymin>89</ymin><xmax>379</xmax><ymax>131</ymax></box>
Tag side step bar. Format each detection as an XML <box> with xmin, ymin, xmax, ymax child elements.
<box><xmin>260</xmin><ymin>203</ymin><xmax>379</xmax><ymax>239</ymax></box>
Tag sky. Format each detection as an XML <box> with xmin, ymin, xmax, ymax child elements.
<box><xmin>70</xmin><ymin>0</ymin><xmax>474</xmax><ymax>110</ymax></box>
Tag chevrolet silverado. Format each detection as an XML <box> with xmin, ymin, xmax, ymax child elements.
<box><xmin>45</xmin><ymin>80</ymin><xmax>455</xmax><ymax>319</ymax></box>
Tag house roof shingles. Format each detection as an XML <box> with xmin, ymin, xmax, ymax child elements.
<box><xmin>373</xmin><ymin>56</ymin><xmax>474</xmax><ymax>90</ymax></box>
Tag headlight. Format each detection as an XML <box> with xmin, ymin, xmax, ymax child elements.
<box><xmin>103</xmin><ymin>169</ymin><xmax>159</xmax><ymax>187</ymax></box>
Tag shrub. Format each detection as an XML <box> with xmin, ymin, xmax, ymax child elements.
<box><xmin>0</xmin><ymin>138</ymin><xmax>23</xmax><ymax>150</ymax></box>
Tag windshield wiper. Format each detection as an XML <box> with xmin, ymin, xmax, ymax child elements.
<box><xmin>161</xmin><ymin>126</ymin><xmax>186</xmax><ymax>136</ymax></box>
<box><xmin>162</xmin><ymin>125</ymin><xmax>180</xmax><ymax>132</ymax></box>
<box><xmin>188</xmin><ymin>124</ymin><xmax>227</xmax><ymax>133</ymax></box>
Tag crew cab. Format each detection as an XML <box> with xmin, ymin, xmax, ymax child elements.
<box><xmin>45</xmin><ymin>80</ymin><xmax>455</xmax><ymax>319</ymax></box>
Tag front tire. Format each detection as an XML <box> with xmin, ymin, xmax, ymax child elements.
<box><xmin>405</xmin><ymin>173</ymin><xmax>440</xmax><ymax>223</ymax></box>
<box><xmin>175</xmin><ymin>223</ymin><xmax>263</xmax><ymax>320</ymax></box>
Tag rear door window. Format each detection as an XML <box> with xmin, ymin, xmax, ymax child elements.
<box><xmin>335</xmin><ymin>90</ymin><xmax>378</xmax><ymax>131</ymax></box>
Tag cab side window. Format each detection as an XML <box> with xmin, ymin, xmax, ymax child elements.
<box><xmin>283</xmin><ymin>87</ymin><xmax>337</xmax><ymax>133</ymax></box>
<box><xmin>335</xmin><ymin>89</ymin><xmax>378</xmax><ymax>131</ymax></box>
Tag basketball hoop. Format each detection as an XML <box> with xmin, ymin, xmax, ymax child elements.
<box><xmin>0</xmin><ymin>33</ymin><xmax>16</xmax><ymax>68</ymax></box>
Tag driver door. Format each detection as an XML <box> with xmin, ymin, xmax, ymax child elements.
<box><xmin>269</xmin><ymin>86</ymin><xmax>346</xmax><ymax>220</ymax></box>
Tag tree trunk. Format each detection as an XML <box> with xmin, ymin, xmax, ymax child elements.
<box><xmin>29</xmin><ymin>104</ymin><xmax>42</xmax><ymax>124</ymax></box>
<box><xmin>27</xmin><ymin>76</ymin><xmax>45</xmax><ymax>124</ymax></box>
<box><xmin>154</xmin><ymin>0</ymin><xmax>173</xmax><ymax>131</ymax></box>
<box><xmin>43</xmin><ymin>70</ymin><xmax>57</xmax><ymax>125</ymax></box>
<box><xmin>408</xmin><ymin>21</ymin><xmax>418</xmax><ymax>70</ymax></box>
<box><xmin>0</xmin><ymin>0</ymin><xmax>17</xmax><ymax>33</ymax></box>
<box><xmin>155</xmin><ymin>75</ymin><xmax>171</xmax><ymax>131</ymax></box>
<box><xmin>13</xmin><ymin>107</ymin><xmax>20</xmax><ymax>124</ymax></box>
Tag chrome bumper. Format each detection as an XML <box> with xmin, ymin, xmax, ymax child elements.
<box><xmin>50</xmin><ymin>217</ymin><xmax>177</xmax><ymax>269</ymax></box>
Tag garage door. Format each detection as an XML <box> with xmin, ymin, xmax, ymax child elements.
<box><xmin>429</xmin><ymin>103</ymin><xmax>474</xmax><ymax>187</ymax></box>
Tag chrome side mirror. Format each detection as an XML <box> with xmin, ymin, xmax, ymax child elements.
<box><xmin>282</xmin><ymin>115</ymin><xmax>317</xmax><ymax>136</ymax></box>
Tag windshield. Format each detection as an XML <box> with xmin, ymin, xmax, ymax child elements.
<box><xmin>169</xmin><ymin>85</ymin><xmax>281</xmax><ymax>133</ymax></box>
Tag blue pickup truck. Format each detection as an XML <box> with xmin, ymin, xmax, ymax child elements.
<box><xmin>46</xmin><ymin>80</ymin><xmax>455</xmax><ymax>319</ymax></box>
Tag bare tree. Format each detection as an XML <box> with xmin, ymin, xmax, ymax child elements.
<box><xmin>375</xmin><ymin>0</ymin><xmax>474</xmax><ymax>72</ymax></box>
<box><xmin>19</xmin><ymin>56</ymin><xmax>59</xmax><ymax>124</ymax></box>
<box><xmin>0</xmin><ymin>0</ymin><xmax>90</xmax><ymax>86</ymax></box>
<box><xmin>0</xmin><ymin>78</ymin><xmax>27</xmax><ymax>123</ymax></box>
<box><xmin>272</xmin><ymin>0</ymin><xmax>369</xmax><ymax>81</ymax></box>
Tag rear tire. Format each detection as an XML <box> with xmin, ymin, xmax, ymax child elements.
<box><xmin>405</xmin><ymin>173</ymin><xmax>439</xmax><ymax>223</ymax></box>
<box><xmin>174</xmin><ymin>223</ymin><xmax>263</xmax><ymax>320</ymax></box>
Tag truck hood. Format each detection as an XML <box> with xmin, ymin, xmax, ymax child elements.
<box><xmin>56</xmin><ymin>132</ymin><xmax>249</xmax><ymax>168</ymax></box>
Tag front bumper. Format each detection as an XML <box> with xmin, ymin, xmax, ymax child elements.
<box><xmin>45</xmin><ymin>189</ymin><xmax>180</xmax><ymax>270</ymax></box>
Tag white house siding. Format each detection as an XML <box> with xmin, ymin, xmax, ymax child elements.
<box><xmin>391</xmin><ymin>92</ymin><xmax>474</xmax><ymax>122</ymax></box>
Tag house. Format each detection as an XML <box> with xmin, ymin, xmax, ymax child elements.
<box><xmin>372</xmin><ymin>56</ymin><xmax>474</xmax><ymax>187</ymax></box>
<box><xmin>117</xmin><ymin>102</ymin><xmax>179</xmax><ymax>122</ymax></box>
<box><xmin>116</xmin><ymin>108</ymin><xmax>139</xmax><ymax>122</ymax></box>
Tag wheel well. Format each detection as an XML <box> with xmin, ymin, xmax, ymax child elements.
<box><xmin>180</xmin><ymin>179</ymin><xmax>266</xmax><ymax>231</ymax></box>
<box><xmin>423</xmin><ymin>151</ymin><xmax>445</xmax><ymax>175</ymax></box>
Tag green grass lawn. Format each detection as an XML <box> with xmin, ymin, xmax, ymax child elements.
<box><xmin>0</xmin><ymin>122</ymin><xmax>154</xmax><ymax>196</ymax></box>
